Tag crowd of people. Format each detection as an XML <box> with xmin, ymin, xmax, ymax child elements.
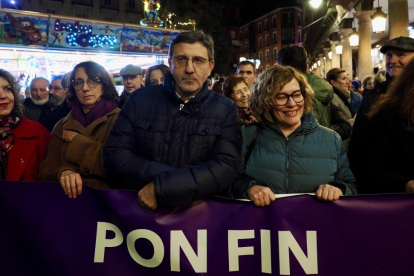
<box><xmin>1</xmin><ymin>31</ymin><xmax>414</xmax><ymax>209</ymax></box>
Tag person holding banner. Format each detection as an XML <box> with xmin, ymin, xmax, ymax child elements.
<box><xmin>230</xmin><ymin>65</ymin><xmax>357</xmax><ymax>206</ymax></box>
<box><xmin>0</xmin><ymin>69</ymin><xmax>50</xmax><ymax>181</ymax></box>
<box><xmin>38</xmin><ymin>61</ymin><xmax>120</xmax><ymax>198</ymax></box>
<box><xmin>351</xmin><ymin>57</ymin><xmax>414</xmax><ymax>194</ymax></box>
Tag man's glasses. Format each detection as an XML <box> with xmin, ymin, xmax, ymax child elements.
<box><xmin>274</xmin><ymin>90</ymin><xmax>305</xmax><ymax>106</ymax></box>
<box><xmin>72</xmin><ymin>77</ymin><xmax>101</xmax><ymax>90</ymax></box>
<box><xmin>172</xmin><ymin>56</ymin><xmax>212</xmax><ymax>68</ymax></box>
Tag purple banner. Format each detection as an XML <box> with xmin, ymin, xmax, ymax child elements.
<box><xmin>1</xmin><ymin>181</ymin><xmax>414</xmax><ymax>275</ymax></box>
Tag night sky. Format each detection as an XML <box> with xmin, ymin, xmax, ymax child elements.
<box><xmin>239</xmin><ymin>0</ymin><xmax>302</xmax><ymax>25</ymax></box>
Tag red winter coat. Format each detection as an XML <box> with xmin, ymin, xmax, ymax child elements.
<box><xmin>6</xmin><ymin>116</ymin><xmax>50</xmax><ymax>181</ymax></box>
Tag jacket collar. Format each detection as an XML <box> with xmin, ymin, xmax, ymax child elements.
<box><xmin>12</xmin><ymin>117</ymin><xmax>40</xmax><ymax>139</ymax></box>
<box><xmin>263</xmin><ymin>112</ymin><xmax>318</xmax><ymax>137</ymax></box>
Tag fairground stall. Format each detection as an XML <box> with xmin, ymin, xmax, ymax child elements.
<box><xmin>0</xmin><ymin>8</ymin><xmax>181</xmax><ymax>93</ymax></box>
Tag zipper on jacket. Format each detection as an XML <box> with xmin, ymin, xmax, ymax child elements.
<box><xmin>285</xmin><ymin>138</ymin><xmax>289</xmax><ymax>193</ymax></box>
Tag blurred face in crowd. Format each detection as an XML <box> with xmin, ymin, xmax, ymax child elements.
<box><xmin>122</xmin><ymin>74</ymin><xmax>143</xmax><ymax>93</ymax></box>
<box><xmin>30</xmin><ymin>78</ymin><xmax>49</xmax><ymax>105</ymax></box>
<box><xmin>272</xmin><ymin>78</ymin><xmax>304</xmax><ymax>135</ymax></box>
<box><xmin>231</xmin><ymin>82</ymin><xmax>250</xmax><ymax>109</ymax></box>
<box><xmin>237</xmin><ymin>64</ymin><xmax>256</xmax><ymax>87</ymax></box>
<box><xmin>385</xmin><ymin>49</ymin><xmax>414</xmax><ymax>78</ymax></box>
<box><xmin>330</xmin><ymin>72</ymin><xmax>349</xmax><ymax>93</ymax></box>
<box><xmin>0</xmin><ymin>77</ymin><xmax>14</xmax><ymax>119</ymax></box>
<box><xmin>169</xmin><ymin>42</ymin><xmax>214</xmax><ymax>100</ymax></box>
<box><xmin>149</xmin><ymin>69</ymin><xmax>165</xmax><ymax>86</ymax></box>
<box><xmin>73</xmin><ymin>67</ymin><xmax>103</xmax><ymax>113</ymax></box>
<box><xmin>49</xmin><ymin>78</ymin><xmax>67</xmax><ymax>107</ymax></box>
<box><xmin>365</xmin><ymin>79</ymin><xmax>374</xmax><ymax>90</ymax></box>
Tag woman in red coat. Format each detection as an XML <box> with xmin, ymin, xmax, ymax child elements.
<box><xmin>0</xmin><ymin>69</ymin><xmax>50</xmax><ymax>181</ymax></box>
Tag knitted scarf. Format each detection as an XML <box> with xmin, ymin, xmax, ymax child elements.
<box><xmin>0</xmin><ymin>114</ymin><xmax>21</xmax><ymax>180</ymax></box>
<box><xmin>71</xmin><ymin>99</ymin><xmax>117</xmax><ymax>128</ymax></box>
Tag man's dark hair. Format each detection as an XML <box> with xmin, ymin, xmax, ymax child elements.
<box><xmin>278</xmin><ymin>45</ymin><xmax>308</xmax><ymax>73</ymax></box>
<box><xmin>68</xmin><ymin>61</ymin><xmax>119</xmax><ymax>104</ymax></box>
<box><xmin>237</xmin><ymin>60</ymin><xmax>256</xmax><ymax>74</ymax></box>
<box><xmin>169</xmin><ymin>30</ymin><xmax>214</xmax><ymax>60</ymax></box>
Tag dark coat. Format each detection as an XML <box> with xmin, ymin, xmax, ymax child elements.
<box><xmin>230</xmin><ymin>113</ymin><xmax>356</xmax><ymax>199</ymax></box>
<box><xmin>351</xmin><ymin>109</ymin><xmax>414</xmax><ymax>193</ymax></box>
<box><xmin>6</xmin><ymin>117</ymin><xmax>50</xmax><ymax>181</ymax></box>
<box><xmin>23</xmin><ymin>98</ymin><xmax>52</xmax><ymax>122</ymax></box>
<box><xmin>348</xmin><ymin>73</ymin><xmax>392</xmax><ymax>167</ymax></box>
<box><xmin>103</xmin><ymin>72</ymin><xmax>242</xmax><ymax>207</ymax></box>
<box><xmin>40</xmin><ymin>102</ymin><xmax>71</xmax><ymax>132</ymax></box>
<box><xmin>118</xmin><ymin>90</ymin><xmax>130</xmax><ymax>109</ymax></box>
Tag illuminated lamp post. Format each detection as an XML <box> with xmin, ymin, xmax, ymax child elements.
<box><xmin>349</xmin><ymin>28</ymin><xmax>359</xmax><ymax>47</ymax></box>
<box><xmin>371</xmin><ymin>0</ymin><xmax>387</xmax><ymax>34</ymax></box>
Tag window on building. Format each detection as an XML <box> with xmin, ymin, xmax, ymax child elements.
<box><xmin>298</xmin><ymin>14</ymin><xmax>302</xmax><ymax>26</ymax></box>
<box><xmin>265</xmin><ymin>19</ymin><xmax>268</xmax><ymax>30</ymax></box>
<box><xmin>272</xmin><ymin>15</ymin><xmax>277</xmax><ymax>27</ymax></box>
<box><xmin>259</xmin><ymin>52</ymin><xmax>263</xmax><ymax>61</ymax></box>
<box><xmin>231</xmin><ymin>31</ymin><xmax>236</xmax><ymax>39</ymax></box>
<box><xmin>245</xmin><ymin>29</ymin><xmax>248</xmax><ymax>39</ymax></box>
<box><xmin>246</xmin><ymin>42</ymin><xmax>249</xmax><ymax>52</ymax></box>
<box><xmin>265</xmin><ymin>35</ymin><xmax>269</xmax><ymax>46</ymax></box>
<box><xmin>104</xmin><ymin>0</ymin><xmax>111</xmax><ymax>5</ymax></box>
<box><xmin>266</xmin><ymin>50</ymin><xmax>270</xmax><ymax>61</ymax></box>
<box><xmin>240</xmin><ymin>44</ymin><xmax>243</xmax><ymax>53</ymax></box>
<box><xmin>258</xmin><ymin>37</ymin><xmax>262</xmax><ymax>48</ymax></box>
<box><xmin>258</xmin><ymin>22</ymin><xmax>262</xmax><ymax>33</ymax></box>
<box><xmin>129</xmin><ymin>0</ymin><xmax>135</xmax><ymax>8</ymax></box>
<box><xmin>240</xmin><ymin>31</ymin><xmax>242</xmax><ymax>40</ymax></box>
<box><xmin>105</xmin><ymin>17</ymin><xmax>113</xmax><ymax>21</ymax></box>
<box><xmin>273</xmin><ymin>47</ymin><xmax>277</xmax><ymax>60</ymax></box>
<box><xmin>273</xmin><ymin>32</ymin><xmax>277</xmax><ymax>44</ymax></box>
<box><xmin>77</xmin><ymin>13</ymin><xmax>87</xmax><ymax>18</ymax></box>
<box><xmin>298</xmin><ymin>30</ymin><xmax>302</xmax><ymax>43</ymax></box>
<box><xmin>46</xmin><ymin>9</ymin><xmax>56</xmax><ymax>14</ymax></box>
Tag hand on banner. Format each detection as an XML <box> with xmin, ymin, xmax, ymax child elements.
<box><xmin>405</xmin><ymin>180</ymin><xmax>414</xmax><ymax>192</ymax></box>
<box><xmin>138</xmin><ymin>181</ymin><xmax>157</xmax><ymax>210</ymax></box>
<box><xmin>59</xmin><ymin>170</ymin><xmax>83</xmax><ymax>199</ymax></box>
<box><xmin>248</xmin><ymin>185</ymin><xmax>276</xmax><ymax>207</ymax></box>
<box><xmin>62</xmin><ymin>130</ymin><xmax>79</xmax><ymax>142</ymax></box>
<box><xmin>316</xmin><ymin>184</ymin><xmax>342</xmax><ymax>202</ymax></box>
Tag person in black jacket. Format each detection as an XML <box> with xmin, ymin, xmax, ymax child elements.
<box><xmin>348</xmin><ymin>36</ymin><xmax>414</xmax><ymax>167</ymax></box>
<box><xmin>103</xmin><ymin>31</ymin><xmax>242</xmax><ymax>209</ymax></box>
<box><xmin>351</xmin><ymin>57</ymin><xmax>414</xmax><ymax>193</ymax></box>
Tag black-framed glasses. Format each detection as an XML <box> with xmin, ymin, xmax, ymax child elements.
<box><xmin>274</xmin><ymin>90</ymin><xmax>305</xmax><ymax>106</ymax></box>
<box><xmin>71</xmin><ymin>77</ymin><xmax>101</xmax><ymax>90</ymax></box>
<box><xmin>172</xmin><ymin>56</ymin><xmax>212</xmax><ymax>68</ymax></box>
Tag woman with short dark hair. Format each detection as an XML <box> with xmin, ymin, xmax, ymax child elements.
<box><xmin>144</xmin><ymin>64</ymin><xmax>170</xmax><ymax>86</ymax></box>
<box><xmin>0</xmin><ymin>69</ymin><xmax>50</xmax><ymax>181</ymax></box>
<box><xmin>39</xmin><ymin>61</ymin><xmax>120</xmax><ymax>198</ymax></box>
<box><xmin>230</xmin><ymin>65</ymin><xmax>356</xmax><ymax>206</ymax></box>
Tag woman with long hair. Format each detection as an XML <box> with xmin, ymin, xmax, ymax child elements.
<box><xmin>230</xmin><ymin>65</ymin><xmax>356</xmax><ymax>206</ymax></box>
<box><xmin>0</xmin><ymin>69</ymin><xmax>50</xmax><ymax>181</ymax></box>
<box><xmin>144</xmin><ymin>64</ymin><xmax>170</xmax><ymax>86</ymax></box>
<box><xmin>350</xmin><ymin>57</ymin><xmax>414</xmax><ymax>194</ymax></box>
<box><xmin>39</xmin><ymin>61</ymin><xmax>120</xmax><ymax>198</ymax></box>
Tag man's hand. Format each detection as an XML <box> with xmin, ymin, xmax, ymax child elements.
<box><xmin>60</xmin><ymin>170</ymin><xmax>83</xmax><ymax>199</ymax></box>
<box><xmin>138</xmin><ymin>181</ymin><xmax>157</xmax><ymax>210</ymax></box>
<box><xmin>315</xmin><ymin>184</ymin><xmax>342</xmax><ymax>202</ymax></box>
<box><xmin>405</xmin><ymin>180</ymin><xmax>414</xmax><ymax>192</ymax></box>
<box><xmin>62</xmin><ymin>130</ymin><xmax>79</xmax><ymax>142</ymax></box>
<box><xmin>248</xmin><ymin>185</ymin><xmax>276</xmax><ymax>207</ymax></box>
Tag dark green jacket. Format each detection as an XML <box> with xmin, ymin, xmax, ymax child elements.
<box><xmin>306</xmin><ymin>72</ymin><xmax>333</xmax><ymax>128</ymax></box>
<box><xmin>230</xmin><ymin>112</ymin><xmax>357</xmax><ymax>198</ymax></box>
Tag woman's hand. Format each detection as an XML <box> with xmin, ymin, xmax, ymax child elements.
<box><xmin>59</xmin><ymin>170</ymin><xmax>83</xmax><ymax>199</ymax></box>
<box><xmin>62</xmin><ymin>130</ymin><xmax>79</xmax><ymax>142</ymax></box>
<box><xmin>315</xmin><ymin>184</ymin><xmax>343</xmax><ymax>202</ymax></box>
<box><xmin>248</xmin><ymin>185</ymin><xmax>276</xmax><ymax>207</ymax></box>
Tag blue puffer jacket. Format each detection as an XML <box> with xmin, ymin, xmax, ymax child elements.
<box><xmin>103</xmin><ymin>72</ymin><xmax>242</xmax><ymax>207</ymax></box>
<box><xmin>230</xmin><ymin>112</ymin><xmax>357</xmax><ymax>198</ymax></box>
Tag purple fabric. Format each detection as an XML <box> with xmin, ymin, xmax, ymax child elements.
<box><xmin>71</xmin><ymin>99</ymin><xmax>117</xmax><ymax>128</ymax></box>
<box><xmin>1</xmin><ymin>181</ymin><xmax>414</xmax><ymax>275</ymax></box>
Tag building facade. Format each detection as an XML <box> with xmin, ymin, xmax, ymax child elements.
<box><xmin>237</xmin><ymin>6</ymin><xmax>302</xmax><ymax>73</ymax></box>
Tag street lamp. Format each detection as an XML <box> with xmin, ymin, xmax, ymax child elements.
<box><xmin>328</xmin><ymin>51</ymin><xmax>332</xmax><ymax>59</ymax></box>
<box><xmin>309</xmin><ymin>0</ymin><xmax>322</xmax><ymax>9</ymax></box>
<box><xmin>335</xmin><ymin>44</ymin><xmax>343</xmax><ymax>55</ymax></box>
<box><xmin>371</xmin><ymin>0</ymin><xmax>387</xmax><ymax>34</ymax></box>
<box><xmin>349</xmin><ymin>28</ymin><xmax>359</xmax><ymax>47</ymax></box>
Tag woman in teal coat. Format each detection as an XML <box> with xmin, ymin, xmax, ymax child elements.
<box><xmin>230</xmin><ymin>65</ymin><xmax>357</xmax><ymax>206</ymax></box>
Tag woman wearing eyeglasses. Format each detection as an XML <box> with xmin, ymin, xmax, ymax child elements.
<box><xmin>230</xmin><ymin>65</ymin><xmax>357</xmax><ymax>206</ymax></box>
<box><xmin>39</xmin><ymin>61</ymin><xmax>120</xmax><ymax>198</ymax></box>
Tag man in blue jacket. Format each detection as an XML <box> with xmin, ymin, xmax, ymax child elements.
<box><xmin>103</xmin><ymin>31</ymin><xmax>242</xmax><ymax>209</ymax></box>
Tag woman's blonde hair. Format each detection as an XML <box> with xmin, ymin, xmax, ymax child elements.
<box><xmin>250</xmin><ymin>65</ymin><xmax>313</xmax><ymax>124</ymax></box>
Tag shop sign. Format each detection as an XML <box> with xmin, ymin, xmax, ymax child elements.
<box><xmin>0</xmin><ymin>11</ymin><xmax>48</xmax><ymax>46</ymax></box>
